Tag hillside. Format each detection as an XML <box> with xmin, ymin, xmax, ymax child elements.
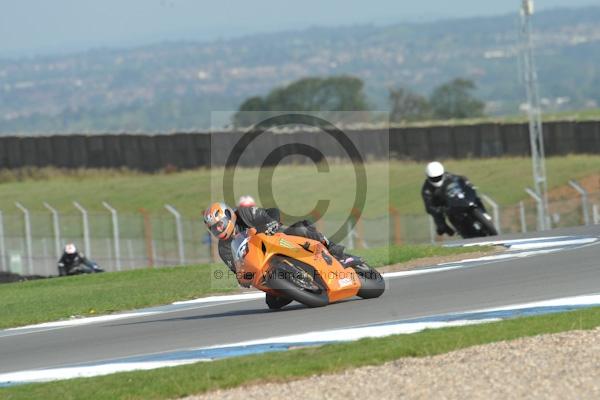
<box><xmin>1</xmin><ymin>6</ymin><xmax>600</xmax><ymax>133</ymax></box>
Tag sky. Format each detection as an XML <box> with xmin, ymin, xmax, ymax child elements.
<box><xmin>1</xmin><ymin>0</ymin><xmax>599</xmax><ymax>58</ymax></box>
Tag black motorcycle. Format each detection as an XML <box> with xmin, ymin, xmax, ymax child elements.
<box><xmin>444</xmin><ymin>179</ymin><xmax>498</xmax><ymax>238</ymax></box>
<box><xmin>59</xmin><ymin>260</ymin><xmax>104</xmax><ymax>276</ymax></box>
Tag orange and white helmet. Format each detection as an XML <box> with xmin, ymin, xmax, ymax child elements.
<box><xmin>238</xmin><ymin>195</ymin><xmax>256</xmax><ymax>208</ymax></box>
<box><xmin>203</xmin><ymin>202</ymin><xmax>237</xmax><ymax>240</ymax></box>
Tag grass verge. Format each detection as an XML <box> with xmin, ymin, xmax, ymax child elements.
<box><xmin>1</xmin><ymin>155</ymin><xmax>600</xmax><ymax>217</ymax></box>
<box><xmin>353</xmin><ymin>244</ymin><xmax>490</xmax><ymax>268</ymax></box>
<box><xmin>2</xmin><ymin>306</ymin><xmax>599</xmax><ymax>400</ymax></box>
<box><xmin>0</xmin><ymin>244</ymin><xmax>486</xmax><ymax>329</ymax></box>
<box><xmin>0</xmin><ymin>264</ymin><xmax>235</xmax><ymax>329</ymax></box>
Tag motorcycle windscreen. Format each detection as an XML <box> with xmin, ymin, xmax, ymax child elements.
<box><xmin>445</xmin><ymin>181</ymin><xmax>477</xmax><ymax>209</ymax></box>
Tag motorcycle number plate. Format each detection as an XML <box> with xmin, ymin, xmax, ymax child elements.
<box><xmin>339</xmin><ymin>277</ymin><xmax>353</xmax><ymax>288</ymax></box>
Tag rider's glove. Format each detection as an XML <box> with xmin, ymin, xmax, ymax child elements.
<box><xmin>264</xmin><ymin>220</ymin><xmax>280</xmax><ymax>235</ymax></box>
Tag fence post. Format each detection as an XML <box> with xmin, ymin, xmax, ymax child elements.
<box><xmin>165</xmin><ymin>204</ymin><xmax>185</xmax><ymax>265</ymax></box>
<box><xmin>152</xmin><ymin>240</ymin><xmax>158</xmax><ymax>267</ymax></box>
<box><xmin>73</xmin><ymin>202</ymin><xmax>91</xmax><ymax>257</ymax></box>
<box><xmin>594</xmin><ymin>204</ymin><xmax>600</xmax><ymax>225</ymax></box>
<box><xmin>346</xmin><ymin>220</ymin><xmax>355</xmax><ymax>249</ymax></box>
<box><xmin>389</xmin><ymin>207</ymin><xmax>402</xmax><ymax>245</ymax></box>
<box><xmin>139</xmin><ymin>208</ymin><xmax>155</xmax><ymax>268</ymax></box>
<box><xmin>525</xmin><ymin>188</ymin><xmax>546</xmax><ymax>231</ymax></box>
<box><xmin>43</xmin><ymin>202</ymin><xmax>62</xmax><ymax>259</ymax></box>
<box><xmin>210</xmin><ymin>235</ymin><xmax>219</xmax><ymax>263</ymax></box>
<box><xmin>351</xmin><ymin>208</ymin><xmax>366</xmax><ymax>249</ymax></box>
<box><xmin>519</xmin><ymin>201</ymin><xmax>527</xmax><ymax>233</ymax></box>
<box><xmin>102</xmin><ymin>201</ymin><xmax>121</xmax><ymax>271</ymax></box>
<box><xmin>429</xmin><ymin>216</ymin><xmax>436</xmax><ymax>244</ymax></box>
<box><xmin>480</xmin><ymin>194</ymin><xmax>502</xmax><ymax>234</ymax></box>
<box><xmin>15</xmin><ymin>202</ymin><xmax>33</xmax><ymax>275</ymax></box>
<box><xmin>568</xmin><ymin>180</ymin><xmax>590</xmax><ymax>226</ymax></box>
<box><xmin>0</xmin><ymin>211</ymin><xmax>6</xmax><ymax>272</ymax></box>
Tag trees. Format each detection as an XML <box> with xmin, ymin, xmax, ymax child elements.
<box><xmin>389</xmin><ymin>78</ymin><xmax>485</xmax><ymax>122</ymax></box>
<box><xmin>233</xmin><ymin>97</ymin><xmax>269</xmax><ymax>127</ymax></box>
<box><xmin>233</xmin><ymin>76</ymin><xmax>369</xmax><ymax>127</ymax></box>
<box><xmin>429</xmin><ymin>78</ymin><xmax>485</xmax><ymax>119</ymax></box>
<box><xmin>233</xmin><ymin>76</ymin><xmax>484</xmax><ymax>128</ymax></box>
<box><xmin>389</xmin><ymin>88</ymin><xmax>431</xmax><ymax>122</ymax></box>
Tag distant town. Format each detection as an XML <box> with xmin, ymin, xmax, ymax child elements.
<box><xmin>1</xmin><ymin>6</ymin><xmax>599</xmax><ymax>133</ymax></box>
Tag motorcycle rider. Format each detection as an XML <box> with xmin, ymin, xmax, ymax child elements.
<box><xmin>57</xmin><ymin>243</ymin><xmax>104</xmax><ymax>276</ymax></box>
<box><xmin>203</xmin><ymin>202</ymin><xmax>354</xmax><ymax>309</ymax></box>
<box><xmin>421</xmin><ymin>161</ymin><xmax>486</xmax><ymax>237</ymax></box>
<box><xmin>238</xmin><ymin>195</ymin><xmax>256</xmax><ymax>208</ymax></box>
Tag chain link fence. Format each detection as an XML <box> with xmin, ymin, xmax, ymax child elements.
<box><xmin>0</xmin><ymin>190</ymin><xmax>598</xmax><ymax>276</ymax></box>
<box><xmin>0</xmin><ymin>208</ymin><xmax>214</xmax><ymax>276</ymax></box>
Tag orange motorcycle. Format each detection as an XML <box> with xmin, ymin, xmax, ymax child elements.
<box><xmin>230</xmin><ymin>228</ymin><xmax>385</xmax><ymax>309</ymax></box>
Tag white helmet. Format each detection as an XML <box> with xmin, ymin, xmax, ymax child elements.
<box><xmin>238</xmin><ymin>195</ymin><xmax>256</xmax><ymax>208</ymax></box>
<box><xmin>64</xmin><ymin>243</ymin><xmax>77</xmax><ymax>255</ymax></box>
<box><xmin>425</xmin><ymin>161</ymin><xmax>445</xmax><ymax>187</ymax></box>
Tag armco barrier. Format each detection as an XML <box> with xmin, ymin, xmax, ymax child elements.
<box><xmin>1</xmin><ymin>120</ymin><xmax>600</xmax><ymax>171</ymax></box>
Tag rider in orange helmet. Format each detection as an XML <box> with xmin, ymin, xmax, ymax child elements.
<box><xmin>203</xmin><ymin>202</ymin><xmax>352</xmax><ymax>309</ymax></box>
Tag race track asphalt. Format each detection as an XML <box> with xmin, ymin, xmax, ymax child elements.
<box><xmin>1</xmin><ymin>226</ymin><xmax>600</xmax><ymax>374</ymax></box>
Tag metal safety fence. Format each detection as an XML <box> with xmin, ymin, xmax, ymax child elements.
<box><xmin>0</xmin><ymin>188</ymin><xmax>598</xmax><ymax>276</ymax></box>
<box><xmin>0</xmin><ymin>205</ymin><xmax>213</xmax><ymax>277</ymax></box>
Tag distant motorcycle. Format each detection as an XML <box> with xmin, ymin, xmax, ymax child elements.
<box><xmin>68</xmin><ymin>263</ymin><xmax>104</xmax><ymax>275</ymax></box>
<box><xmin>58</xmin><ymin>243</ymin><xmax>105</xmax><ymax>276</ymax></box>
<box><xmin>59</xmin><ymin>259</ymin><xmax>104</xmax><ymax>276</ymax></box>
<box><xmin>444</xmin><ymin>179</ymin><xmax>498</xmax><ymax>238</ymax></box>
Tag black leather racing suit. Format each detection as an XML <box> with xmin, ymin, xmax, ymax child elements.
<box><xmin>57</xmin><ymin>252</ymin><xmax>99</xmax><ymax>276</ymax></box>
<box><xmin>421</xmin><ymin>173</ymin><xmax>484</xmax><ymax>235</ymax></box>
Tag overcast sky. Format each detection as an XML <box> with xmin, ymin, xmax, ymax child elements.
<box><xmin>1</xmin><ymin>0</ymin><xmax>599</xmax><ymax>57</ymax></box>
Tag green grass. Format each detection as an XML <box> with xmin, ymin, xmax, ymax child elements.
<box><xmin>353</xmin><ymin>244</ymin><xmax>489</xmax><ymax>267</ymax></box>
<box><xmin>0</xmin><ymin>244</ymin><xmax>483</xmax><ymax>329</ymax></box>
<box><xmin>390</xmin><ymin>155</ymin><xmax>600</xmax><ymax>215</ymax></box>
<box><xmin>2</xmin><ymin>305</ymin><xmax>599</xmax><ymax>400</ymax></box>
<box><xmin>0</xmin><ymin>155</ymin><xmax>599</xmax><ymax>218</ymax></box>
<box><xmin>0</xmin><ymin>264</ymin><xmax>236</xmax><ymax>329</ymax></box>
<box><xmin>543</xmin><ymin>108</ymin><xmax>600</xmax><ymax>121</ymax></box>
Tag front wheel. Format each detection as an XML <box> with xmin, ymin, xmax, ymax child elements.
<box><xmin>265</xmin><ymin>293</ymin><xmax>293</xmax><ymax>310</ymax></box>
<box><xmin>472</xmin><ymin>208</ymin><xmax>498</xmax><ymax>236</ymax></box>
<box><xmin>266</xmin><ymin>260</ymin><xmax>329</xmax><ymax>308</ymax></box>
<box><xmin>351</xmin><ymin>263</ymin><xmax>385</xmax><ymax>299</ymax></box>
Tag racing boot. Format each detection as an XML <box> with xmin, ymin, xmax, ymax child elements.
<box><xmin>327</xmin><ymin>242</ymin><xmax>363</xmax><ymax>268</ymax></box>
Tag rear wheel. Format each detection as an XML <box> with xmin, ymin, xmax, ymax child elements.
<box><xmin>351</xmin><ymin>263</ymin><xmax>385</xmax><ymax>299</ymax></box>
<box><xmin>266</xmin><ymin>258</ymin><xmax>329</xmax><ymax>308</ymax></box>
<box><xmin>472</xmin><ymin>208</ymin><xmax>498</xmax><ymax>236</ymax></box>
